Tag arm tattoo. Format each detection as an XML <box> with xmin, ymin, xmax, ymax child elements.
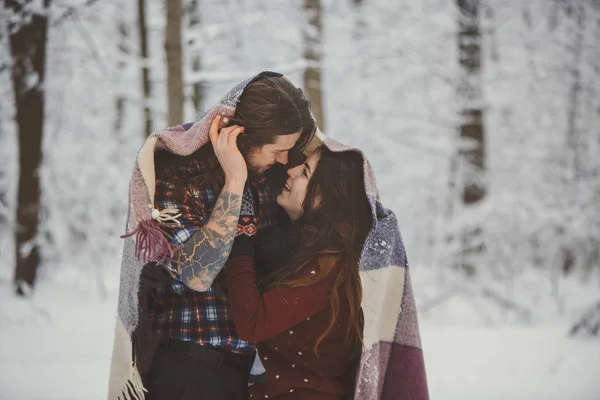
<box><xmin>177</xmin><ymin>190</ymin><xmax>242</xmax><ymax>291</ymax></box>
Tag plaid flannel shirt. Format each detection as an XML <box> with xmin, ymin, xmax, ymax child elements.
<box><xmin>152</xmin><ymin>154</ymin><xmax>286</xmax><ymax>355</ymax></box>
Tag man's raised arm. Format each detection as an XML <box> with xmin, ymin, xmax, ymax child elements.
<box><xmin>171</xmin><ymin>115</ymin><xmax>248</xmax><ymax>292</ymax></box>
<box><xmin>176</xmin><ymin>183</ymin><xmax>243</xmax><ymax>291</ymax></box>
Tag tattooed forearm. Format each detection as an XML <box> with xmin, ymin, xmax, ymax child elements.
<box><xmin>177</xmin><ymin>190</ymin><xmax>242</xmax><ymax>292</ymax></box>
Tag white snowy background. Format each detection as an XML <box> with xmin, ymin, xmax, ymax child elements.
<box><xmin>1</xmin><ymin>0</ymin><xmax>600</xmax><ymax>399</ymax></box>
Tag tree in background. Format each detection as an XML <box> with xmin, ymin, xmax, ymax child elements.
<box><xmin>562</xmin><ymin>1</ymin><xmax>585</xmax><ymax>181</ymax></box>
<box><xmin>6</xmin><ymin>0</ymin><xmax>52</xmax><ymax>295</ymax></box>
<box><xmin>0</xmin><ymin>12</ymin><xmax>9</xmax><ymax>243</ymax></box>
<box><xmin>114</xmin><ymin>2</ymin><xmax>130</xmax><ymax>138</ymax></box>
<box><xmin>0</xmin><ymin>114</ymin><xmax>6</xmax><ymax>231</ymax></box>
<box><xmin>138</xmin><ymin>0</ymin><xmax>152</xmax><ymax>136</ymax></box>
<box><xmin>186</xmin><ymin>0</ymin><xmax>204</xmax><ymax>116</ymax></box>
<box><xmin>449</xmin><ymin>0</ymin><xmax>487</xmax><ymax>276</ymax></box>
<box><xmin>0</xmin><ymin>103</ymin><xmax>8</xmax><ymax>270</ymax></box>
<box><xmin>165</xmin><ymin>0</ymin><xmax>183</xmax><ymax>126</ymax></box>
<box><xmin>552</xmin><ymin>0</ymin><xmax>600</xmax><ymax>278</ymax></box>
<box><xmin>303</xmin><ymin>0</ymin><xmax>325</xmax><ymax>130</ymax></box>
<box><xmin>557</xmin><ymin>0</ymin><xmax>587</xmax><ymax>277</ymax></box>
<box><xmin>518</xmin><ymin>0</ymin><xmax>600</xmax><ymax>283</ymax></box>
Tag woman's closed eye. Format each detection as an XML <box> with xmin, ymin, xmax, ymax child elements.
<box><xmin>302</xmin><ymin>161</ymin><xmax>312</xmax><ymax>178</ymax></box>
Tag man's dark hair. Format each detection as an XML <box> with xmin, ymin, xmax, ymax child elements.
<box><xmin>155</xmin><ymin>74</ymin><xmax>316</xmax><ymax>193</ymax></box>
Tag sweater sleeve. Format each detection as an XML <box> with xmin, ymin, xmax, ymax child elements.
<box><xmin>225</xmin><ymin>255</ymin><xmax>338</xmax><ymax>342</ymax></box>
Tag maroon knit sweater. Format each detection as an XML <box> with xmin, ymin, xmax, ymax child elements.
<box><xmin>225</xmin><ymin>255</ymin><xmax>356</xmax><ymax>400</ymax></box>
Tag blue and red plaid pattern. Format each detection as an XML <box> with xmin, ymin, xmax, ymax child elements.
<box><xmin>152</xmin><ymin>155</ymin><xmax>286</xmax><ymax>355</ymax></box>
<box><xmin>153</xmin><ymin>271</ymin><xmax>253</xmax><ymax>354</ymax></box>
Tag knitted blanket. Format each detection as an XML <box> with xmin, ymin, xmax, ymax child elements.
<box><xmin>108</xmin><ymin>72</ymin><xmax>428</xmax><ymax>400</ymax></box>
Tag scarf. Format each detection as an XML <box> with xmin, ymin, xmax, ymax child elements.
<box><xmin>108</xmin><ymin>71</ymin><xmax>429</xmax><ymax>400</ymax></box>
<box><xmin>253</xmin><ymin>222</ymin><xmax>298</xmax><ymax>280</ymax></box>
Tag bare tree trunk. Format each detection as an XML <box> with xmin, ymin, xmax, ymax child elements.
<box><xmin>0</xmin><ymin>13</ymin><xmax>8</xmax><ymax>231</ymax></box>
<box><xmin>0</xmin><ymin>8</ymin><xmax>8</xmax><ymax>230</ymax></box>
<box><xmin>304</xmin><ymin>0</ymin><xmax>325</xmax><ymax>131</ymax></box>
<box><xmin>589</xmin><ymin>7</ymin><xmax>600</xmax><ymax>278</ymax></box>
<box><xmin>165</xmin><ymin>0</ymin><xmax>183</xmax><ymax>126</ymax></box>
<box><xmin>7</xmin><ymin>0</ymin><xmax>51</xmax><ymax>295</ymax></box>
<box><xmin>186</xmin><ymin>0</ymin><xmax>203</xmax><ymax>115</ymax></box>
<box><xmin>350</xmin><ymin>0</ymin><xmax>372</xmax><ymax>144</ymax></box>
<box><xmin>484</xmin><ymin>3</ymin><xmax>499</xmax><ymax>62</ymax></box>
<box><xmin>138</xmin><ymin>0</ymin><xmax>152</xmax><ymax>136</ymax></box>
<box><xmin>454</xmin><ymin>0</ymin><xmax>487</xmax><ymax>275</ymax></box>
<box><xmin>0</xmin><ymin>109</ymin><xmax>7</xmax><ymax>230</ymax></box>
<box><xmin>565</xmin><ymin>2</ymin><xmax>585</xmax><ymax>179</ymax></box>
<box><xmin>114</xmin><ymin>14</ymin><xmax>129</xmax><ymax>136</ymax></box>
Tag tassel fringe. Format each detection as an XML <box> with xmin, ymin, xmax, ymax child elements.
<box><xmin>120</xmin><ymin>219</ymin><xmax>181</xmax><ymax>264</ymax></box>
<box><xmin>118</xmin><ymin>365</ymin><xmax>147</xmax><ymax>400</ymax></box>
<box><xmin>153</xmin><ymin>208</ymin><xmax>182</xmax><ymax>228</ymax></box>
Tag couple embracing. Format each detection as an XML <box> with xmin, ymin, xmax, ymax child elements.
<box><xmin>108</xmin><ymin>72</ymin><xmax>428</xmax><ymax>400</ymax></box>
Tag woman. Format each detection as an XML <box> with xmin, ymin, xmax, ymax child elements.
<box><xmin>224</xmin><ymin>146</ymin><xmax>371</xmax><ymax>399</ymax></box>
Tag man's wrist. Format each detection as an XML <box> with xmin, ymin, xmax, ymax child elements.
<box><xmin>223</xmin><ymin>178</ymin><xmax>245</xmax><ymax>194</ymax></box>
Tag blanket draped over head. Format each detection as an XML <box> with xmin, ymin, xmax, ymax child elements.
<box><xmin>108</xmin><ymin>71</ymin><xmax>429</xmax><ymax>400</ymax></box>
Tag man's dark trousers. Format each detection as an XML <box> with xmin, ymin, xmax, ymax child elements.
<box><xmin>142</xmin><ymin>339</ymin><xmax>253</xmax><ymax>400</ymax></box>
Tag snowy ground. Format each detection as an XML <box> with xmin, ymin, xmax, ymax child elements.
<box><xmin>1</xmin><ymin>281</ymin><xmax>599</xmax><ymax>400</ymax></box>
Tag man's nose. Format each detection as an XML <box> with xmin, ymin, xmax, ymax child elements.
<box><xmin>276</xmin><ymin>152</ymin><xmax>289</xmax><ymax>165</ymax></box>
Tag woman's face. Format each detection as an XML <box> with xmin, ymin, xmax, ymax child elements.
<box><xmin>276</xmin><ymin>151</ymin><xmax>321</xmax><ymax>221</ymax></box>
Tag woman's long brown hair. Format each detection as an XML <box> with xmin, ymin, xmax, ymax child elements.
<box><xmin>155</xmin><ymin>74</ymin><xmax>315</xmax><ymax>194</ymax></box>
<box><xmin>258</xmin><ymin>147</ymin><xmax>372</xmax><ymax>357</ymax></box>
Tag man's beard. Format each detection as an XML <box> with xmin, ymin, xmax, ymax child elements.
<box><xmin>247</xmin><ymin>164</ymin><xmax>262</xmax><ymax>178</ymax></box>
<box><xmin>244</xmin><ymin>153</ymin><xmax>262</xmax><ymax>178</ymax></box>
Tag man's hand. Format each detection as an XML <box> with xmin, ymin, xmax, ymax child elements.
<box><xmin>209</xmin><ymin>115</ymin><xmax>247</xmax><ymax>187</ymax></box>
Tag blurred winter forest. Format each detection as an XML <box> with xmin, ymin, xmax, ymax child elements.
<box><xmin>1</xmin><ymin>0</ymin><xmax>600</xmax><ymax>386</ymax></box>
<box><xmin>0</xmin><ymin>0</ymin><xmax>600</xmax><ymax>400</ymax></box>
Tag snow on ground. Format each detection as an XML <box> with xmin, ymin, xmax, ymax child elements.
<box><xmin>0</xmin><ymin>281</ymin><xmax>119</xmax><ymax>400</ymax></box>
<box><xmin>422</xmin><ymin>323</ymin><xmax>600</xmax><ymax>400</ymax></box>
<box><xmin>1</xmin><ymin>280</ymin><xmax>599</xmax><ymax>400</ymax></box>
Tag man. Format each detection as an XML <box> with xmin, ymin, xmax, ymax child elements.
<box><xmin>138</xmin><ymin>73</ymin><xmax>315</xmax><ymax>400</ymax></box>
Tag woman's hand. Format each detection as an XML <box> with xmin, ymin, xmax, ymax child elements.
<box><xmin>209</xmin><ymin>115</ymin><xmax>247</xmax><ymax>186</ymax></box>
